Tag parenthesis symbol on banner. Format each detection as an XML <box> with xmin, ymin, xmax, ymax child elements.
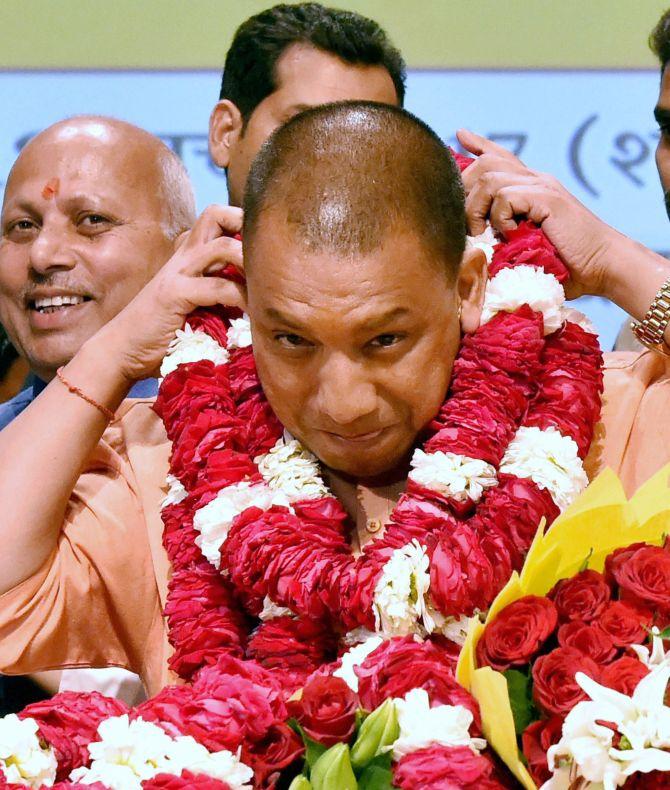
<box><xmin>569</xmin><ymin>114</ymin><xmax>599</xmax><ymax>198</ymax></box>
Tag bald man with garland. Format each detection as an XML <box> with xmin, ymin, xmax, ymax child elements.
<box><xmin>0</xmin><ymin>101</ymin><xmax>663</xmax><ymax>697</ymax></box>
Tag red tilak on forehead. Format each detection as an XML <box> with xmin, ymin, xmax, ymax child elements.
<box><xmin>41</xmin><ymin>178</ymin><xmax>60</xmax><ymax>199</ymax></box>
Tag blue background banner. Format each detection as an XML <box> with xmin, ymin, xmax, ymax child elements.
<box><xmin>1</xmin><ymin>69</ymin><xmax>666</xmax><ymax>349</ymax></box>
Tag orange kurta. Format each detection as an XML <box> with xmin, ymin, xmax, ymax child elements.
<box><xmin>1</xmin><ymin>350</ymin><xmax>669</xmax><ymax>696</ymax></box>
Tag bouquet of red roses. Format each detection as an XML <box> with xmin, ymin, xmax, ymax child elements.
<box><xmin>458</xmin><ymin>466</ymin><xmax>670</xmax><ymax>790</ymax></box>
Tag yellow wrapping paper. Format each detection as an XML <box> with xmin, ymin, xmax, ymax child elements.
<box><xmin>456</xmin><ymin>464</ymin><xmax>670</xmax><ymax>789</ymax></box>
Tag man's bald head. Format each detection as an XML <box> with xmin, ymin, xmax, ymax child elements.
<box><xmin>9</xmin><ymin>116</ymin><xmax>195</xmax><ymax>239</ymax></box>
<box><xmin>243</xmin><ymin>102</ymin><xmax>466</xmax><ymax>274</ymax></box>
<box><xmin>0</xmin><ymin>115</ymin><xmax>196</xmax><ymax>381</ymax></box>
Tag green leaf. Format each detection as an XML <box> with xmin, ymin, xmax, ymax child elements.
<box><xmin>290</xmin><ymin>720</ymin><xmax>328</xmax><ymax>769</ymax></box>
<box><xmin>657</xmin><ymin>627</ymin><xmax>670</xmax><ymax>639</ymax></box>
<box><xmin>504</xmin><ymin>668</ymin><xmax>538</xmax><ymax>734</ymax></box>
<box><xmin>357</xmin><ymin>763</ymin><xmax>394</xmax><ymax>790</ymax></box>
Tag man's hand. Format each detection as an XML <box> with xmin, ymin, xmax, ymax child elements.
<box><xmin>93</xmin><ymin>205</ymin><xmax>245</xmax><ymax>383</ymax></box>
<box><xmin>457</xmin><ymin>129</ymin><xmax>617</xmax><ymax>300</ymax></box>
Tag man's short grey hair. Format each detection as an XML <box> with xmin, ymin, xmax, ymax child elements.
<box><xmin>157</xmin><ymin>148</ymin><xmax>197</xmax><ymax>240</ymax></box>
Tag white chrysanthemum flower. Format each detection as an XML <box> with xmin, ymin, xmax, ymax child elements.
<box><xmin>342</xmin><ymin>627</ymin><xmax>379</xmax><ymax>646</ymax></box>
<box><xmin>167</xmin><ymin>737</ymin><xmax>253</xmax><ymax>789</ymax></box>
<box><xmin>160</xmin><ymin>323</ymin><xmax>229</xmax><ymax>379</ymax></box>
<box><xmin>499</xmin><ymin>426</ymin><xmax>588</xmax><ymax>512</ymax></box>
<box><xmin>560</xmin><ymin>306</ymin><xmax>599</xmax><ymax>340</ymax></box>
<box><xmin>161</xmin><ymin>473</ymin><xmax>188</xmax><ymax>508</ymax></box>
<box><xmin>391</xmin><ymin>688</ymin><xmax>486</xmax><ymax>759</ymax></box>
<box><xmin>0</xmin><ymin>714</ymin><xmax>57</xmax><ymax>788</ymax></box>
<box><xmin>70</xmin><ymin>715</ymin><xmax>173</xmax><ymax>788</ymax></box>
<box><xmin>373</xmin><ymin>540</ymin><xmax>432</xmax><ymax>637</ymax></box>
<box><xmin>465</xmin><ymin>224</ymin><xmax>498</xmax><ymax>263</ymax></box>
<box><xmin>255</xmin><ymin>438</ymin><xmax>329</xmax><ymax>500</ymax></box>
<box><xmin>258</xmin><ymin>595</ymin><xmax>294</xmax><ymax>622</ymax></box>
<box><xmin>193</xmin><ymin>481</ymin><xmax>291</xmax><ymax>569</ymax></box>
<box><xmin>481</xmin><ymin>264</ymin><xmax>565</xmax><ymax>334</ymax></box>
<box><xmin>227</xmin><ymin>314</ymin><xmax>253</xmax><ymax>349</ymax></box>
<box><xmin>409</xmin><ymin>449</ymin><xmax>497</xmax><ymax>503</ymax></box>
<box><xmin>544</xmin><ymin>664</ymin><xmax>670</xmax><ymax>789</ymax></box>
<box><xmin>630</xmin><ymin>627</ymin><xmax>670</xmax><ymax>668</ymax></box>
<box><xmin>334</xmin><ymin>634</ymin><xmax>385</xmax><ymax>692</ymax></box>
<box><xmin>71</xmin><ymin>761</ymin><xmax>144</xmax><ymax>789</ymax></box>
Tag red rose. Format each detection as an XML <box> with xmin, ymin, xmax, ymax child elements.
<box><xmin>489</xmin><ymin>220</ymin><xmax>569</xmax><ymax>283</ymax></box>
<box><xmin>521</xmin><ymin>715</ymin><xmax>564</xmax><ymax>787</ymax></box>
<box><xmin>19</xmin><ymin>691</ymin><xmax>128</xmax><ymax>780</ymax></box>
<box><xmin>601</xmin><ymin>657</ymin><xmax>650</xmax><ymax>696</ymax></box>
<box><xmin>548</xmin><ymin>569</ymin><xmax>611</xmax><ymax>623</ymax></box>
<box><xmin>393</xmin><ymin>745</ymin><xmax>507</xmax><ymax>789</ymax></box>
<box><xmin>246</xmin><ymin>615</ymin><xmax>338</xmax><ymax>693</ymax></box>
<box><xmin>429</xmin><ymin>523</ymin><xmax>496</xmax><ymax>617</ymax></box>
<box><xmin>474</xmin><ymin>475</ymin><xmax>560</xmax><ymax>559</ymax></box>
<box><xmin>133</xmin><ymin>684</ymin><xmax>197</xmax><ymax>738</ymax></box>
<box><xmin>356</xmin><ymin>637</ymin><xmax>480</xmax><ymax>728</ymax></box>
<box><xmin>598</xmin><ymin>600</ymin><xmax>654</xmax><ymax>647</ymax></box>
<box><xmin>476</xmin><ymin>595</ymin><xmax>558</xmax><ymax>672</ymax></box>
<box><xmin>142</xmin><ymin>771</ymin><xmax>233</xmax><ymax>789</ymax></box>
<box><xmin>532</xmin><ymin>647</ymin><xmax>600</xmax><ymax>716</ymax></box>
<box><xmin>287</xmin><ymin>676</ymin><xmax>357</xmax><ymax>747</ymax></box>
<box><xmin>241</xmin><ymin>722</ymin><xmax>304</xmax><ymax>789</ymax></box>
<box><xmin>606</xmin><ymin>543</ymin><xmax>670</xmax><ymax>614</ymax></box>
<box><xmin>187</xmin><ymin>305</ymin><xmax>235</xmax><ymax>346</ymax></box>
<box><xmin>557</xmin><ymin>621</ymin><xmax>618</xmax><ymax>663</ymax></box>
<box><xmin>165</xmin><ymin>565</ymin><xmax>247</xmax><ymax>680</ymax></box>
<box><xmin>154</xmin><ymin>361</ymin><xmax>235</xmax><ymax>443</ymax></box>
<box><xmin>192</xmin><ymin>449</ymin><xmax>260</xmax><ymax>499</ymax></box>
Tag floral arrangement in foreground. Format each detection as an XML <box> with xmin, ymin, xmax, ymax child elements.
<box><xmin>1</xmin><ymin>150</ymin><xmax>606</xmax><ymax>789</ymax></box>
<box><xmin>458</xmin><ymin>465</ymin><xmax>670</xmax><ymax>790</ymax></box>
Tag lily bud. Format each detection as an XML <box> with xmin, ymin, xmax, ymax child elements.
<box><xmin>350</xmin><ymin>698</ymin><xmax>399</xmax><ymax>770</ymax></box>
<box><xmin>310</xmin><ymin>742</ymin><xmax>357</xmax><ymax>790</ymax></box>
<box><xmin>288</xmin><ymin>776</ymin><xmax>313</xmax><ymax>790</ymax></box>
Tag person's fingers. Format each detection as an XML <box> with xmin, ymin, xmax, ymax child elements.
<box><xmin>457</xmin><ymin>129</ymin><xmax>518</xmax><ymax>160</ymax></box>
<box><xmin>174</xmin><ymin>230</ymin><xmax>191</xmax><ymax>252</ymax></box>
<box><xmin>180</xmin><ymin>235</ymin><xmax>244</xmax><ymax>276</ymax></box>
<box><xmin>185</xmin><ymin>275</ymin><xmax>247</xmax><ymax>311</ymax></box>
<box><xmin>186</xmin><ymin>204</ymin><xmax>244</xmax><ymax>247</ymax></box>
<box><xmin>488</xmin><ymin>185</ymin><xmax>552</xmax><ymax>235</ymax></box>
<box><xmin>465</xmin><ymin>172</ymin><xmax>539</xmax><ymax>235</ymax></box>
<box><xmin>461</xmin><ymin>153</ymin><xmax>530</xmax><ymax>193</ymax></box>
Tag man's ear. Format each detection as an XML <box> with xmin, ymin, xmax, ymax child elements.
<box><xmin>457</xmin><ymin>247</ymin><xmax>487</xmax><ymax>334</ymax></box>
<box><xmin>209</xmin><ymin>100</ymin><xmax>243</xmax><ymax>169</ymax></box>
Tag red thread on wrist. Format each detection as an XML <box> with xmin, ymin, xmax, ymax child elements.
<box><xmin>56</xmin><ymin>367</ymin><xmax>116</xmax><ymax>422</ymax></box>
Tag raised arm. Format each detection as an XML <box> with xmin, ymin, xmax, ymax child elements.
<box><xmin>458</xmin><ymin>129</ymin><xmax>670</xmax><ymax>347</ymax></box>
<box><xmin>0</xmin><ymin>206</ymin><xmax>245</xmax><ymax>594</ymax></box>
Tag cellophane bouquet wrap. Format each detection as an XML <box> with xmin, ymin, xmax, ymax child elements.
<box><xmin>457</xmin><ymin>465</ymin><xmax>670</xmax><ymax>789</ymax></box>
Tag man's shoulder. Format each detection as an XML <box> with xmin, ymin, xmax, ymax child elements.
<box><xmin>0</xmin><ymin>387</ymin><xmax>33</xmax><ymax>431</ymax></box>
<box><xmin>602</xmin><ymin>349</ymin><xmax>670</xmax><ymax>386</ymax></box>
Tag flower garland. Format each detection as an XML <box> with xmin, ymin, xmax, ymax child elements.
<box><xmin>154</xmin><ymin>175</ymin><xmax>603</xmax><ymax>686</ymax></box>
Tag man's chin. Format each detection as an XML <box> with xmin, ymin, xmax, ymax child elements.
<box><xmin>311</xmin><ymin>443</ymin><xmax>409</xmax><ymax>482</ymax></box>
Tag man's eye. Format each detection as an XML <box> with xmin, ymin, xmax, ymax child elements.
<box><xmin>5</xmin><ymin>218</ymin><xmax>38</xmax><ymax>238</ymax></box>
<box><xmin>369</xmin><ymin>333</ymin><xmax>402</xmax><ymax>348</ymax></box>
<box><xmin>275</xmin><ymin>333</ymin><xmax>311</xmax><ymax>349</ymax></box>
<box><xmin>79</xmin><ymin>214</ymin><xmax>113</xmax><ymax>232</ymax></box>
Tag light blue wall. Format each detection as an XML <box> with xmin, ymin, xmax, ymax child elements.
<box><xmin>1</xmin><ymin>69</ymin><xmax>665</xmax><ymax>349</ymax></box>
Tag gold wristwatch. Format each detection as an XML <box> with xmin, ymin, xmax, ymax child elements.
<box><xmin>631</xmin><ymin>277</ymin><xmax>670</xmax><ymax>357</ymax></box>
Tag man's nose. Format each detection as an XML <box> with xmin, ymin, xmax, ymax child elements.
<box><xmin>28</xmin><ymin>225</ymin><xmax>77</xmax><ymax>276</ymax></box>
<box><xmin>315</xmin><ymin>353</ymin><xmax>378</xmax><ymax>427</ymax></box>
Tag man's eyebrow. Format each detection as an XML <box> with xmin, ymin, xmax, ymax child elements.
<box><xmin>654</xmin><ymin>106</ymin><xmax>670</xmax><ymax>126</ymax></box>
<box><xmin>264</xmin><ymin>305</ymin><xmax>411</xmax><ymax>330</ymax></box>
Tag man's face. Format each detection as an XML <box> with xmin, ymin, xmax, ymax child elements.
<box><xmin>246</xmin><ymin>221</ymin><xmax>467</xmax><ymax>480</ymax></box>
<box><xmin>0</xmin><ymin>124</ymin><xmax>174</xmax><ymax>380</ymax></box>
<box><xmin>214</xmin><ymin>44</ymin><xmax>399</xmax><ymax>206</ymax></box>
<box><xmin>655</xmin><ymin>64</ymin><xmax>670</xmax><ymax>218</ymax></box>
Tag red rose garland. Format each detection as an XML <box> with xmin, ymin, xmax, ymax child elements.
<box><xmin>153</xmin><ymin>157</ymin><xmax>603</xmax><ymax>690</ymax></box>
